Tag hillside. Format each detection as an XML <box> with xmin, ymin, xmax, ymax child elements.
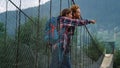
<box><xmin>0</xmin><ymin>0</ymin><xmax>120</xmax><ymax>35</ymax></box>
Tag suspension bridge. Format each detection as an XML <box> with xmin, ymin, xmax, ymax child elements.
<box><xmin>0</xmin><ymin>0</ymin><xmax>115</xmax><ymax>68</ymax></box>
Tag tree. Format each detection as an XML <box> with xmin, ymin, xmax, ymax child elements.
<box><xmin>114</xmin><ymin>49</ymin><xmax>120</xmax><ymax>68</ymax></box>
<box><xmin>84</xmin><ymin>38</ymin><xmax>105</xmax><ymax>61</ymax></box>
<box><xmin>19</xmin><ymin>17</ymin><xmax>47</xmax><ymax>49</ymax></box>
<box><xmin>0</xmin><ymin>17</ymin><xmax>48</xmax><ymax>68</ymax></box>
<box><xmin>15</xmin><ymin>17</ymin><xmax>48</xmax><ymax>68</ymax></box>
<box><xmin>0</xmin><ymin>22</ymin><xmax>4</xmax><ymax>31</ymax></box>
<box><xmin>0</xmin><ymin>22</ymin><xmax>5</xmax><ymax>38</ymax></box>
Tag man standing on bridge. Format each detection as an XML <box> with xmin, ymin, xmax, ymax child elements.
<box><xmin>60</xmin><ymin>4</ymin><xmax>96</xmax><ymax>68</ymax></box>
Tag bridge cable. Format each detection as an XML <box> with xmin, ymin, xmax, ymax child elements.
<box><xmin>4</xmin><ymin>0</ymin><xmax>8</xmax><ymax>46</ymax></box>
<box><xmin>8</xmin><ymin>0</ymin><xmax>35</xmax><ymax>24</ymax></box>
<box><xmin>71</xmin><ymin>0</ymin><xmax>103</xmax><ymax>55</ymax></box>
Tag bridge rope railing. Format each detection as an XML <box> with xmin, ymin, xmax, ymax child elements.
<box><xmin>70</xmin><ymin>0</ymin><xmax>104</xmax><ymax>67</ymax></box>
<box><xmin>0</xmin><ymin>0</ymin><xmax>105</xmax><ymax>68</ymax></box>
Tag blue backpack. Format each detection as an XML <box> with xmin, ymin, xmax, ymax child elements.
<box><xmin>44</xmin><ymin>17</ymin><xmax>60</xmax><ymax>45</ymax></box>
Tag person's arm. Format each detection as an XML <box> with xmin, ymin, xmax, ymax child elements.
<box><xmin>59</xmin><ymin>17</ymin><xmax>72</xmax><ymax>27</ymax></box>
<box><xmin>60</xmin><ymin>17</ymin><xmax>95</xmax><ymax>26</ymax></box>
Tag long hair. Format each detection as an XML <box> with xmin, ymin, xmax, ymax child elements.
<box><xmin>61</xmin><ymin>8</ymin><xmax>72</xmax><ymax>16</ymax></box>
<box><xmin>70</xmin><ymin>5</ymin><xmax>80</xmax><ymax>18</ymax></box>
<box><xmin>70</xmin><ymin>5</ymin><xmax>79</xmax><ymax>13</ymax></box>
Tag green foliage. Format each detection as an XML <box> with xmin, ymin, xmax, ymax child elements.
<box><xmin>0</xmin><ymin>22</ymin><xmax>4</xmax><ymax>32</ymax></box>
<box><xmin>18</xmin><ymin>17</ymin><xmax>48</xmax><ymax>67</ymax></box>
<box><xmin>0</xmin><ymin>41</ymin><xmax>35</xmax><ymax>68</ymax></box>
<box><xmin>84</xmin><ymin>38</ymin><xmax>105</xmax><ymax>61</ymax></box>
<box><xmin>0</xmin><ymin>17</ymin><xmax>48</xmax><ymax>68</ymax></box>
<box><xmin>0</xmin><ymin>22</ymin><xmax>4</xmax><ymax>43</ymax></box>
<box><xmin>113</xmin><ymin>49</ymin><xmax>120</xmax><ymax>68</ymax></box>
<box><xmin>19</xmin><ymin>17</ymin><xmax>47</xmax><ymax>47</ymax></box>
<box><xmin>116</xmin><ymin>33</ymin><xmax>120</xmax><ymax>48</ymax></box>
<box><xmin>0</xmin><ymin>22</ymin><xmax>5</xmax><ymax>38</ymax></box>
<box><xmin>0</xmin><ymin>22</ymin><xmax>18</xmax><ymax>68</ymax></box>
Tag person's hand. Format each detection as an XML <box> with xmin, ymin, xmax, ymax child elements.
<box><xmin>89</xmin><ymin>20</ymin><xmax>96</xmax><ymax>24</ymax></box>
<box><xmin>63</xmin><ymin>45</ymin><xmax>66</xmax><ymax>50</ymax></box>
<box><xmin>53</xmin><ymin>43</ymin><xmax>57</xmax><ymax>50</ymax></box>
<box><xmin>68</xmin><ymin>24</ymin><xmax>72</xmax><ymax>26</ymax></box>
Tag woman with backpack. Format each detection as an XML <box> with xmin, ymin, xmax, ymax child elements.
<box><xmin>45</xmin><ymin>5</ymin><xmax>96</xmax><ymax>68</ymax></box>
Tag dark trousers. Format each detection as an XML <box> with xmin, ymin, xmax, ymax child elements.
<box><xmin>50</xmin><ymin>43</ymin><xmax>71</xmax><ymax>68</ymax></box>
